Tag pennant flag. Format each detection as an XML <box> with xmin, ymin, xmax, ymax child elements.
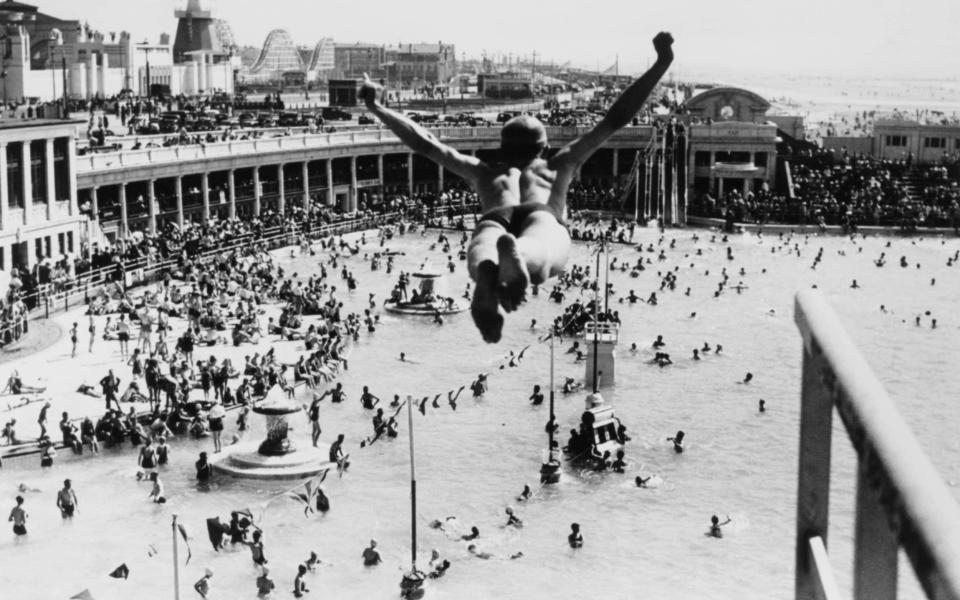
<box><xmin>337</xmin><ymin>453</ymin><xmax>351</xmax><ymax>479</ymax></box>
<box><xmin>177</xmin><ymin>523</ymin><xmax>193</xmax><ymax>565</ymax></box>
<box><xmin>108</xmin><ymin>563</ymin><xmax>130</xmax><ymax>579</ymax></box>
<box><xmin>71</xmin><ymin>590</ymin><xmax>96</xmax><ymax>600</ymax></box>
<box><xmin>287</xmin><ymin>479</ymin><xmax>317</xmax><ymax>518</ymax></box>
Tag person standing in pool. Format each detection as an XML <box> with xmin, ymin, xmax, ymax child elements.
<box><xmin>9</xmin><ymin>495</ymin><xmax>27</xmax><ymax>536</ymax></box>
<box><xmin>308</xmin><ymin>395</ymin><xmax>323</xmax><ymax>447</ymax></box>
<box><xmin>293</xmin><ymin>563</ymin><xmax>310</xmax><ymax>597</ymax></box>
<box><xmin>362</xmin><ymin>539</ymin><xmax>382</xmax><ymax>566</ymax></box>
<box><xmin>57</xmin><ymin>479</ymin><xmax>78</xmax><ymax>518</ymax></box>
<box><xmin>360</xmin><ymin>33</ymin><xmax>674</xmax><ymax>343</ymax></box>
<box><xmin>568</xmin><ymin>522</ymin><xmax>583</xmax><ymax>548</ymax></box>
<box><xmin>196</xmin><ymin>452</ymin><xmax>212</xmax><ymax>482</ymax></box>
<box><xmin>37</xmin><ymin>402</ymin><xmax>51</xmax><ymax>439</ymax></box>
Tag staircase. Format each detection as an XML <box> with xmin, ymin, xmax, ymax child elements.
<box><xmin>900</xmin><ymin>168</ymin><xmax>924</xmax><ymax>204</ymax></box>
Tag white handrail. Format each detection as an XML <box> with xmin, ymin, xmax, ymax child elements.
<box><xmin>794</xmin><ymin>289</ymin><xmax>960</xmax><ymax>600</ymax></box>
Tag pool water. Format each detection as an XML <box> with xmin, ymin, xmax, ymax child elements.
<box><xmin>2</xmin><ymin>226</ymin><xmax>959</xmax><ymax>600</ymax></box>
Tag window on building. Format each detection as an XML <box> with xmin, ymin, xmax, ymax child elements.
<box><xmin>885</xmin><ymin>135</ymin><xmax>907</xmax><ymax>147</ymax></box>
<box><xmin>923</xmin><ymin>137</ymin><xmax>946</xmax><ymax>148</ymax></box>
<box><xmin>955</xmin><ymin>139</ymin><xmax>960</xmax><ymax>150</ymax></box>
<box><xmin>67</xmin><ymin>231</ymin><xmax>74</xmax><ymax>253</ymax></box>
<box><xmin>6</xmin><ymin>142</ymin><xmax>23</xmax><ymax>209</ymax></box>
<box><xmin>754</xmin><ymin>152</ymin><xmax>768</xmax><ymax>167</ymax></box>
<box><xmin>30</xmin><ymin>140</ymin><xmax>47</xmax><ymax>204</ymax></box>
<box><xmin>694</xmin><ymin>151</ymin><xmax>711</xmax><ymax>167</ymax></box>
<box><xmin>54</xmin><ymin>138</ymin><xmax>69</xmax><ymax>202</ymax></box>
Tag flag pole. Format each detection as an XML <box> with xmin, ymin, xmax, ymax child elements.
<box><xmin>634</xmin><ymin>150</ymin><xmax>640</xmax><ymax>222</ymax></box>
<box><xmin>172</xmin><ymin>514</ymin><xmax>180</xmax><ymax>600</ymax></box>
<box><xmin>406</xmin><ymin>394</ymin><xmax>417</xmax><ymax>571</ymax></box>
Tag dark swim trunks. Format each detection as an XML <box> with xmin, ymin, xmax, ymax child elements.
<box><xmin>478</xmin><ymin>203</ymin><xmax>565</xmax><ymax>237</ymax></box>
<box><xmin>61</xmin><ymin>503</ymin><xmax>75</xmax><ymax>517</ymax></box>
<box><xmin>13</xmin><ymin>524</ymin><xmax>26</xmax><ymax>535</ymax></box>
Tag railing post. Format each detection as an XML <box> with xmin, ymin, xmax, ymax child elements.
<box><xmin>854</xmin><ymin>459</ymin><xmax>899</xmax><ymax>600</ymax></box>
<box><xmin>44</xmin><ymin>294</ymin><xmax>49</xmax><ymax>319</ymax></box>
<box><xmin>795</xmin><ymin>343</ymin><xmax>835</xmax><ymax>600</ymax></box>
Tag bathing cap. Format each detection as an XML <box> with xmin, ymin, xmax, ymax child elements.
<box><xmin>500</xmin><ymin>116</ymin><xmax>547</xmax><ymax>148</ymax></box>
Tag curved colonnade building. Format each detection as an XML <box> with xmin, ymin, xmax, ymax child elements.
<box><xmin>0</xmin><ymin>87</ymin><xmax>782</xmax><ymax>272</ymax></box>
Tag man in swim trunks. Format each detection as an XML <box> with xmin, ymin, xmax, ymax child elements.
<box><xmin>9</xmin><ymin>495</ymin><xmax>27</xmax><ymax>535</ymax></box>
<box><xmin>361</xmin><ymin>32</ymin><xmax>674</xmax><ymax>342</ymax></box>
<box><xmin>57</xmin><ymin>479</ymin><xmax>78</xmax><ymax>518</ymax></box>
<box><xmin>362</xmin><ymin>539</ymin><xmax>382</xmax><ymax>566</ymax></box>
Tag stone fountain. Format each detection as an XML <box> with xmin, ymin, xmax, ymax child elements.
<box><xmin>211</xmin><ymin>387</ymin><xmax>334</xmax><ymax>480</ymax></box>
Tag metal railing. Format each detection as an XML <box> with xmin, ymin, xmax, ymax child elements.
<box><xmin>583</xmin><ymin>320</ymin><xmax>620</xmax><ymax>343</ymax></box>
<box><xmin>75</xmin><ymin>125</ymin><xmax>658</xmax><ymax>174</ymax></box>
<box><xmin>794</xmin><ymin>290</ymin><xmax>960</xmax><ymax>600</ymax></box>
<box><xmin>19</xmin><ymin>203</ymin><xmax>475</xmax><ymax>324</ymax></box>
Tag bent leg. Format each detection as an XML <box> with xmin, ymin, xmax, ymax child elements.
<box><xmin>467</xmin><ymin>222</ymin><xmax>507</xmax><ymax>343</ymax></box>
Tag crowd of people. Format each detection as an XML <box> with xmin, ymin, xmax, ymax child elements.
<box><xmin>690</xmin><ymin>149</ymin><xmax>960</xmax><ymax>231</ymax></box>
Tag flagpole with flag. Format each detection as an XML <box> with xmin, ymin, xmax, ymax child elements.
<box><xmin>172</xmin><ymin>514</ymin><xmax>180</xmax><ymax>600</ymax></box>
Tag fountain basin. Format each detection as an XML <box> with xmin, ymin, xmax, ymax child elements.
<box><xmin>210</xmin><ymin>441</ymin><xmax>335</xmax><ymax>480</ymax></box>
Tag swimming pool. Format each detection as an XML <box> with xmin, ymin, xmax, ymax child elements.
<box><xmin>2</xmin><ymin>225</ymin><xmax>958</xmax><ymax>600</ymax></box>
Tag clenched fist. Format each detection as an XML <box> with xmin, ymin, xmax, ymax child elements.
<box><xmin>653</xmin><ymin>32</ymin><xmax>674</xmax><ymax>62</ymax></box>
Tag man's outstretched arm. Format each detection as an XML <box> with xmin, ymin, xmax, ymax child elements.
<box><xmin>552</xmin><ymin>32</ymin><xmax>674</xmax><ymax>171</ymax></box>
<box><xmin>360</xmin><ymin>75</ymin><xmax>481</xmax><ymax>184</ymax></box>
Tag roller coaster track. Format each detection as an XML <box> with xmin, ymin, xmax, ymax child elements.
<box><xmin>250</xmin><ymin>29</ymin><xmax>302</xmax><ymax>74</ymax></box>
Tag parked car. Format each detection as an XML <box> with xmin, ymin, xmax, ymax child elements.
<box><xmin>278</xmin><ymin>112</ymin><xmax>301</xmax><ymax>127</ymax></box>
<box><xmin>238</xmin><ymin>112</ymin><xmax>258</xmax><ymax>127</ymax></box>
<box><xmin>257</xmin><ymin>113</ymin><xmax>279</xmax><ymax>128</ymax></box>
<box><xmin>321</xmin><ymin>107</ymin><xmax>353</xmax><ymax>121</ymax></box>
<box><xmin>357</xmin><ymin>115</ymin><xmax>375</xmax><ymax>125</ymax></box>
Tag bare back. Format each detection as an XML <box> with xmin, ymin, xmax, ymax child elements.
<box><xmin>474</xmin><ymin>158</ymin><xmax>575</xmax><ymax>219</ymax></box>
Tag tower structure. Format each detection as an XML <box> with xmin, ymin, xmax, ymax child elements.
<box><xmin>172</xmin><ymin>0</ymin><xmax>235</xmax><ymax>64</ymax></box>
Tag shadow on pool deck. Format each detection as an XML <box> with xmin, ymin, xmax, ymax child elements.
<box><xmin>0</xmin><ymin>318</ymin><xmax>64</xmax><ymax>366</ymax></box>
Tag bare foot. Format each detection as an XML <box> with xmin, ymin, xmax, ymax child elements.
<box><xmin>496</xmin><ymin>234</ymin><xmax>529</xmax><ymax>313</ymax></box>
<box><xmin>471</xmin><ymin>261</ymin><xmax>505</xmax><ymax>343</ymax></box>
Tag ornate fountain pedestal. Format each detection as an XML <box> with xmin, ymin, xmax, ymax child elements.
<box><xmin>211</xmin><ymin>388</ymin><xmax>335</xmax><ymax>480</ymax></box>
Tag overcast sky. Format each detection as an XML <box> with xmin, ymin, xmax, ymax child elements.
<box><xmin>32</xmin><ymin>0</ymin><xmax>960</xmax><ymax>79</ymax></box>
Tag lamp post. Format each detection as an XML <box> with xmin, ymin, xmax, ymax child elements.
<box><xmin>48</xmin><ymin>30</ymin><xmax>63</xmax><ymax>116</ymax></box>
<box><xmin>0</xmin><ymin>31</ymin><xmax>8</xmax><ymax>107</ymax></box>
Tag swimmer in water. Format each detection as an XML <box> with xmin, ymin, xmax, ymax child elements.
<box><xmin>742</xmin><ymin>372</ymin><xmax>753</xmax><ymax>384</ymax></box>
<box><xmin>611</xmin><ymin>449</ymin><xmax>627</xmax><ymax>473</ymax></box>
<box><xmin>505</xmin><ymin>506</ymin><xmax>523</xmax><ymax>528</ymax></box>
<box><xmin>708</xmin><ymin>514</ymin><xmax>732</xmax><ymax>538</ymax></box>
<box><xmin>568</xmin><ymin>523</ymin><xmax>583</xmax><ymax>548</ymax></box>
<box><xmin>461</xmin><ymin>526</ymin><xmax>481</xmax><ymax>541</ymax></box>
<box><xmin>692</xmin><ymin>348</ymin><xmax>701</xmax><ymax>361</ymax></box>
<box><xmin>759</xmin><ymin>399</ymin><xmax>766</xmax><ymax>413</ymax></box>
<box><xmin>517</xmin><ymin>484</ymin><xmax>532</xmax><ymax>502</ymax></box>
<box><xmin>361</xmin><ymin>33</ymin><xmax>675</xmax><ymax>343</ymax></box>
<box><xmin>362</xmin><ymin>539</ymin><xmax>382</xmax><ymax>566</ymax></box>
<box><xmin>667</xmin><ymin>430</ymin><xmax>685</xmax><ymax>453</ymax></box>
<box><xmin>635</xmin><ymin>475</ymin><xmax>652</xmax><ymax>488</ymax></box>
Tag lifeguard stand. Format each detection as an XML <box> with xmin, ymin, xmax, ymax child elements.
<box><xmin>584</xmin><ymin>321</ymin><xmax>619</xmax><ymax>389</ymax></box>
